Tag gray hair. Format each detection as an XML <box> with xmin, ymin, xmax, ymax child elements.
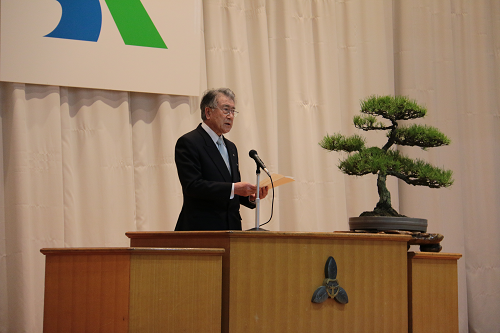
<box><xmin>200</xmin><ymin>88</ymin><xmax>236</xmax><ymax>120</ymax></box>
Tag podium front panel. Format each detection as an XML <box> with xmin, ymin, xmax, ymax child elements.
<box><xmin>127</xmin><ymin>231</ymin><xmax>411</xmax><ymax>333</ymax></box>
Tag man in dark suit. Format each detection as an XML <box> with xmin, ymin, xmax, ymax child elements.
<box><xmin>174</xmin><ymin>88</ymin><xmax>268</xmax><ymax>231</ymax></box>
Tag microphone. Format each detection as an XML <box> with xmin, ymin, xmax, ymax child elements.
<box><xmin>249</xmin><ymin>150</ymin><xmax>270</xmax><ymax>175</ymax></box>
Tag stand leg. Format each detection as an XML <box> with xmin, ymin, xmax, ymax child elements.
<box><xmin>254</xmin><ymin>170</ymin><xmax>260</xmax><ymax>230</ymax></box>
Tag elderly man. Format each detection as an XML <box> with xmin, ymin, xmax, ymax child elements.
<box><xmin>174</xmin><ymin>88</ymin><xmax>268</xmax><ymax>231</ymax></box>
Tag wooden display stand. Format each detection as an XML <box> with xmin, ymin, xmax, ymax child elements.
<box><xmin>408</xmin><ymin>252</ymin><xmax>462</xmax><ymax>333</ymax></box>
<box><xmin>126</xmin><ymin>231</ymin><xmax>412</xmax><ymax>333</ymax></box>
<box><xmin>41</xmin><ymin>247</ymin><xmax>224</xmax><ymax>333</ymax></box>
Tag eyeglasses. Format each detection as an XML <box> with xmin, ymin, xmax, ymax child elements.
<box><xmin>213</xmin><ymin>106</ymin><xmax>239</xmax><ymax>116</ymax></box>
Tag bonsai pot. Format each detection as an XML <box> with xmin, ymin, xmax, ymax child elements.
<box><xmin>349</xmin><ymin>216</ymin><xmax>427</xmax><ymax>232</ymax></box>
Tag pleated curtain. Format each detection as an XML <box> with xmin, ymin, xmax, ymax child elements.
<box><xmin>1</xmin><ymin>1</ymin><xmax>499</xmax><ymax>331</ymax></box>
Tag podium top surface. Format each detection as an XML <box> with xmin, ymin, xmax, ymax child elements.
<box><xmin>408</xmin><ymin>251</ymin><xmax>462</xmax><ymax>260</ymax></box>
<box><xmin>125</xmin><ymin>230</ymin><xmax>412</xmax><ymax>242</ymax></box>
<box><xmin>40</xmin><ymin>247</ymin><xmax>225</xmax><ymax>256</ymax></box>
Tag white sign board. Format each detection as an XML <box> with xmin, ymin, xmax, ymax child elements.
<box><xmin>0</xmin><ymin>0</ymin><xmax>202</xmax><ymax>96</ymax></box>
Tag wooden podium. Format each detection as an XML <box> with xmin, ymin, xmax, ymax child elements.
<box><xmin>41</xmin><ymin>232</ymin><xmax>461</xmax><ymax>332</ymax></box>
<box><xmin>41</xmin><ymin>247</ymin><xmax>224</xmax><ymax>333</ymax></box>
<box><xmin>126</xmin><ymin>231</ymin><xmax>412</xmax><ymax>333</ymax></box>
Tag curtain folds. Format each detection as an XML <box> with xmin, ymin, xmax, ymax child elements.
<box><xmin>1</xmin><ymin>1</ymin><xmax>499</xmax><ymax>332</ymax></box>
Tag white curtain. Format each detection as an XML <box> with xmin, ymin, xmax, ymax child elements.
<box><xmin>1</xmin><ymin>0</ymin><xmax>499</xmax><ymax>332</ymax></box>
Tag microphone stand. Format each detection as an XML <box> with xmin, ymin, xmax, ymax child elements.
<box><xmin>254</xmin><ymin>166</ymin><xmax>261</xmax><ymax>230</ymax></box>
<box><xmin>248</xmin><ymin>165</ymin><xmax>267</xmax><ymax>231</ymax></box>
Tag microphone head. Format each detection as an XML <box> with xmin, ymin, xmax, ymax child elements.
<box><xmin>249</xmin><ymin>150</ymin><xmax>258</xmax><ymax>158</ymax></box>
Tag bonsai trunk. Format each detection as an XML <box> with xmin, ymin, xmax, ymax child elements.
<box><xmin>360</xmin><ymin>172</ymin><xmax>404</xmax><ymax>217</ymax></box>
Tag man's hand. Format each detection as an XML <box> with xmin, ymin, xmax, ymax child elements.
<box><xmin>249</xmin><ymin>186</ymin><xmax>269</xmax><ymax>202</ymax></box>
<box><xmin>259</xmin><ymin>186</ymin><xmax>269</xmax><ymax>199</ymax></box>
<box><xmin>234</xmin><ymin>182</ymin><xmax>257</xmax><ymax>197</ymax></box>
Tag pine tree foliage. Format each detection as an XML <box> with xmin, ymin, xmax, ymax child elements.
<box><xmin>393</xmin><ymin>124</ymin><xmax>451</xmax><ymax>148</ymax></box>
<box><xmin>319</xmin><ymin>133</ymin><xmax>365</xmax><ymax>152</ymax></box>
<box><xmin>339</xmin><ymin>148</ymin><xmax>453</xmax><ymax>188</ymax></box>
<box><xmin>360</xmin><ymin>95</ymin><xmax>427</xmax><ymax>120</ymax></box>
<box><xmin>319</xmin><ymin>95</ymin><xmax>453</xmax><ymax>217</ymax></box>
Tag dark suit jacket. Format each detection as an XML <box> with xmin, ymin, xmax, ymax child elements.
<box><xmin>174</xmin><ymin>124</ymin><xmax>255</xmax><ymax>231</ymax></box>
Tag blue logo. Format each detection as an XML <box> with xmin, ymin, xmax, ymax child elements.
<box><xmin>45</xmin><ymin>0</ymin><xmax>167</xmax><ymax>49</ymax></box>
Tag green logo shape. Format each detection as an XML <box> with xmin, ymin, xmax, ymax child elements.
<box><xmin>105</xmin><ymin>0</ymin><xmax>167</xmax><ymax>49</ymax></box>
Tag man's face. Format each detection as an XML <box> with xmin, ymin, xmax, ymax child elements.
<box><xmin>205</xmin><ymin>94</ymin><xmax>235</xmax><ymax>136</ymax></box>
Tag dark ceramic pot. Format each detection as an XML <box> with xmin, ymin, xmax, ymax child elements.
<box><xmin>349</xmin><ymin>216</ymin><xmax>427</xmax><ymax>232</ymax></box>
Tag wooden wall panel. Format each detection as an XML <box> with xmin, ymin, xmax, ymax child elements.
<box><xmin>42</xmin><ymin>252</ymin><xmax>130</xmax><ymax>333</ymax></box>
<box><xmin>408</xmin><ymin>252</ymin><xmax>461</xmax><ymax>333</ymax></box>
<box><xmin>127</xmin><ymin>234</ymin><xmax>233</xmax><ymax>331</ymax></box>
<box><xmin>42</xmin><ymin>248</ymin><xmax>224</xmax><ymax>333</ymax></box>
<box><xmin>128</xmin><ymin>253</ymin><xmax>222</xmax><ymax>333</ymax></box>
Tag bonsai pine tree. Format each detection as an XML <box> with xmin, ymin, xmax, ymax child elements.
<box><xmin>319</xmin><ymin>95</ymin><xmax>453</xmax><ymax>217</ymax></box>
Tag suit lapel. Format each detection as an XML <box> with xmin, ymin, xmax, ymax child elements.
<box><xmin>226</xmin><ymin>140</ymin><xmax>239</xmax><ymax>182</ymax></box>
